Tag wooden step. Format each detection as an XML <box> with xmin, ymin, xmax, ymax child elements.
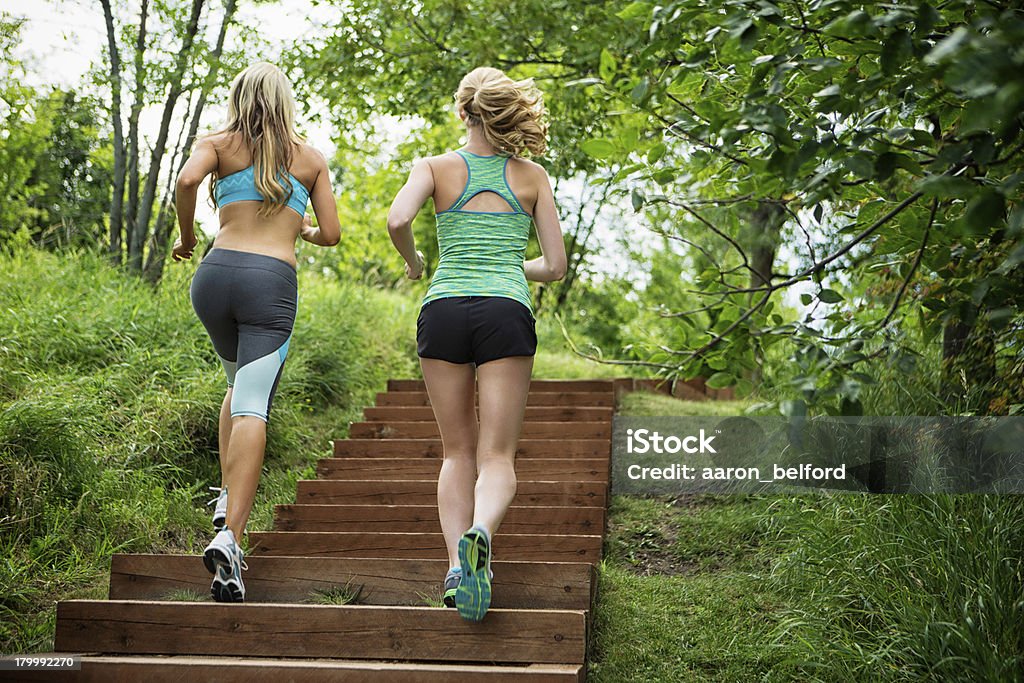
<box><xmin>388</xmin><ymin>378</ymin><xmax>615</xmax><ymax>392</ymax></box>
<box><xmin>54</xmin><ymin>601</ymin><xmax>587</xmax><ymax>664</ymax></box>
<box><xmin>6</xmin><ymin>656</ymin><xmax>584</xmax><ymax>682</ymax></box>
<box><xmin>273</xmin><ymin>504</ymin><xmax>605</xmax><ymax>535</ymax></box>
<box><xmin>349</xmin><ymin>421</ymin><xmax>611</xmax><ymax>440</ymax></box>
<box><xmin>108</xmin><ymin>555</ymin><xmax>596</xmax><ymax>610</ymax></box>
<box><xmin>333</xmin><ymin>439</ymin><xmax>610</xmax><ymax>459</ymax></box>
<box><xmin>376</xmin><ymin>391</ymin><xmax>614</xmax><ymax>407</ymax></box>
<box><xmin>364</xmin><ymin>405</ymin><xmax>614</xmax><ymax>422</ymax></box>
<box><xmin>247</xmin><ymin>531</ymin><xmax>602</xmax><ymax>562</ymax></box>
<box><xmin>316</xmin><ymin>458</ymin><xmax>609</xmax><ymax>482</ymax></box>
<box><xmin>296</xmin><ymin>479</ymin><xmax>608</xmax><ymax>507</ymax></box>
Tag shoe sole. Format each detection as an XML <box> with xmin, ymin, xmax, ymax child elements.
<box><xmin>211</xmin><ymin>568</ymin><xmax>245</xmax><ymax>603</ymax></box>
<box><xmin>213</xmin><ymin>516</ymin><xmax>226</xmax><ymax>532</ymax></box>
<box><xmin>455</xmin><ymin>531</ymin><xmax>491</xmax><ymax>622</ymax></box>
<box><xmin>203</xmin><ymin>545</ymin><xmax>231</xmax><ymax>575</ymax></box>
<box><xmin>443</xmin><ymin>588</ymin><xmax>457</xmax><ymax>608</ymax></box>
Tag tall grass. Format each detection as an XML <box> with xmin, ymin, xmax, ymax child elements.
<box><xmin>0</xmin><ymin>248</ymin><xmax>418</xmax><ymax>653</ymax></box>
<box><xmin>768</xmin><ymin>494</ymin><xmax>1024</xmax><ymax>681</ymax></box>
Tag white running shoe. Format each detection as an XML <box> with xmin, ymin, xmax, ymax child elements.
<box><xmin>203</xmin><ymin>528</ymin><xmax>247</xmax><ymax>603</ymax></box>
<box><xmin>207</xmin><ymin>486</ymin><xmax>228</xmax><ymax>531</ymax></box>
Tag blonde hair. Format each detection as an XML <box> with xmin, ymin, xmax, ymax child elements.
<box><xmin>210</xmin><ymin>62</ymin><xmax>303</xmax><ymax>217</ymax></box>
<box><xmin>455</xmin><ymin>67</ymin><xmax>548</xmax><ymax>157</ymax></box>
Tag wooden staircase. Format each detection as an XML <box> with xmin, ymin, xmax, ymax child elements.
<box><xmin>15</xmin><ymin>378</ymin><xmax>616</xmax><ymax>681</ymax></box>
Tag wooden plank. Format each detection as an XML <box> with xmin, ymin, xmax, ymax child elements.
<box><xmin>316</xmin><ymin>458</ymin><xmax>609</xmax><ymax>483</ymax></box>
<box><xmin>274</xmin><ymin>504</ymin><xmax>605</xmax><ymax>535</ymax></box>
<box><xmin>333</xmin><ymin>439</ymin><xmax>610</xmax><ymax>459</ymax></box>
<box><xmin>296</xmin><ymin>479</ymin><xmax>608</xmax><ymax>508</ymax></box>
<box><xmin>247</xmin><ymin>531</ymin><xmax>602</xmax><ymax>563</ymax></box>
<box><xmin>107</xmin><ymin>555</ymin><xmax>596</xmax><ymax>611</ymax></box>
<box><xmin>5</xmin><ymin>656</ymin><xmax>584</xmax><ymax>682</ymax></box>
<box><xmin>349</xmin><ymin>421</ymin><xmax>611</xmax><ymax>440</ymax></box>
<box><xmin>54</xmin><ymin>601</ymin><xmax>588</xmax><ymax>665</ymax></box>
<box><xmin>376</xmin><ymin>391</ymin><xmax>614</xmax><ymax>407</ymax></box>
<box><xmin>388</xmin><ymin>379</ymin><xmax>615</xmax><ymax>392</ymax></box>
<box><xmin>364</xmin><ymin>405</ymin><xmax>613</xmax><ymax>423</ymax></box>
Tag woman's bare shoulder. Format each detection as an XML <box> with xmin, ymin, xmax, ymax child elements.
<box><xmin>297</xmin><ymin>143</ymin><xmax>329</xmax><ymax>169</ymax></box>
<box><xmin>425</xmin><ymin>151</ymin><xmax>461</xmax><ymax>166</ymax></box>
<box><xmin>509</xmin><ymin>156</ymin><xmax>549</xmax><ymax>177</ymax></box>
<box><xmin>201</xmin><ymin>130</ymin><xmax>239</xmax><ymax>151</ymax></box>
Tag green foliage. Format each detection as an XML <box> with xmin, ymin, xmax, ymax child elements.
<box><xmin>590</xmin><ymin>1</ymin><xmax>1024</xmax><ymax>415</ymax></box>
<box><xmin>302</xmin><ymin>0</ymin><xmax>1024</xmax><ymax>415</ymax></box>
<box><xmin>0</xmin><ymin>18</ymin><xmax>111</xmax><ymax>250</ymax></box>
<box><xmin>0</xmin><ymin>248</ymin><xmax>418</xmax><ymax>653</ymax></box>
<box><xmin>289</xmin><ymin>0</ymin><xmax>631</xmax><ymax>175</ymax></box>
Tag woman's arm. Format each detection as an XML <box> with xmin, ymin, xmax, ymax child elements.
<box><xmin>300</xmin><ymin>149</ymin><xmax>342</xmax><ymax>246</ymax></box>
<box><xmin>172</xmin><ymin>137</ymin><xmax>219</xmax><ymax>261</ymax></box>
<box><xmin>524</xmin><ymin>165</ymin><xmax>567</xmax><ymax>282</ymax></box>
<box><xmin>386</xmin><ymin>159</ymin><xmax>434</xmax><ymax>279</ymax></box>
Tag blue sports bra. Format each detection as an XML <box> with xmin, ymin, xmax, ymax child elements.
<box><xmin>214</xmin><ymin>165</ymin><xmax>310</xmax><ymax>217</ymax></box>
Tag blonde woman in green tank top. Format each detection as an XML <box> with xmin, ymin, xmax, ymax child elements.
<box><xmin>387</xmin><ymin>67</ymin><xmax>567</xmax><ymax>622</ymax></box>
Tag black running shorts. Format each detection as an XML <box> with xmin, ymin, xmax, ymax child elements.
<box><xmin>417</xmin><ymin>296</ymin><xmax>537</xmax><ymax>365</ymax></box>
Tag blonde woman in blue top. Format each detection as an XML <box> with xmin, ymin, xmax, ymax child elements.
<box><xmin>173</xmin><ymin>62</ymin><xmax>341</xmax><ymax>602</ymax></box>
<box><xmin>387</xmin><ymin>66</ymin><xmax>567</xmax><ymax>621</ymax></box>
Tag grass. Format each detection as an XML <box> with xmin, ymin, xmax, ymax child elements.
<box><xmin>531</xmin><ymin>315</ymin><xmax>638</xmax><ymax>379</ymax></box>
<box><xmin>617</xmin><ymin>390</ymin><xmax>759</xmax><ymax>418</ymax></box>
<box><xmin>0</xmin><ymin>248</ymin><xmax>418</xmax><ymax>654</ymax></box>
<box><xmin>307</xmin><ymin>582</ymin><xmax>364</xmax><ymax>606</ymax></box>
<box><xmin>162</xmin><ymin>589</ymin><xmax>210</xmax><ymax>602</ymax></box>
<box><xmin>596</xmin><ymin>391</ymin><xmax>1024</xmax><ymax>682</ymax></box>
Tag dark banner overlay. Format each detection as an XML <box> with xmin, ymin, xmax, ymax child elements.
<box><xmin>611</xmin><ymin>416</ymin><xmax>1024</xmax><ymax>494</ymax></box>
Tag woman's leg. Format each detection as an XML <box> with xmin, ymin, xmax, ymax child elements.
<box><xmin>218</xmin><ymin>388</ymin><xmax>232</xmax><ymax>483</ymax></box>
<box><xmin>473</xmin><ymin>355</ymin><xmax>533</xmax><ymax>536</ymax></box>
<box><xmin>221</xmin><ymin>415</ymin><xmax>266</xmax><ymax>536</ymax></box>
<box><xmin>421</xmin><ymin>357</ymin><xmax>478</xmax><ymax>568</ymax></box>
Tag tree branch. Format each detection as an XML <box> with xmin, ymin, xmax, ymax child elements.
<box><xmin>877</xmin><ymin>198</ymin><xmax>937</xmax><ymax>329</ymax></box>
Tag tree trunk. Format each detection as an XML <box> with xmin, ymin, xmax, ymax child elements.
<box><xmin>747</xmin><ymin>201</ymin><xmax>782</xmax><ymax>291</ymax></box>
<box><xmin>942</xmin><ymin>306</ymin><xmax>996</xmax><ymax>410</ymax></box>
<box><xmin>99</xmin><ymin>0</ymin><xmax>125</xmax><ymax>264</ymax></box>
<box><xmin>124</xmin><ymin>0</ymin><xmax>150</xmax><ymax>262</ymax></box>
<box><xmin>746</xmin><ymin>200</ymin><xmax>784</xmax><ymax>384</ymax></box>
<box><xmin>143</xmin><ymin>0</ymin><xmax>239</xmax><ymax>284</ymax></box>
<box><xmin>128</xmin><ymin>0</ymin><xmax>205</xmax><ymax>273</ymax></box>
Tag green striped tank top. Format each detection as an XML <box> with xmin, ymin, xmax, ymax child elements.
<box><xmin>422</xmin><ymin>150</ymin><xmax>534</xmax><ymax>316</ymax></box>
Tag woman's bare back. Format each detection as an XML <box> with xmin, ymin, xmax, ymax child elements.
<box><xmin>207</xmin><ymin>131</ymin><xmax>322</xmax><ymax>266</ymax></box>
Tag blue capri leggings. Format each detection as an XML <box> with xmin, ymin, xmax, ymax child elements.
<box><xmin>189</xmin><ymin>248</ymin><xmax>297</xmax><ymax>422</ymax></box>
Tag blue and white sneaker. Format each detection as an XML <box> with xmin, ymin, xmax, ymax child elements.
<box><xmin>207</xmin><ymin>486</ymin><xmax>228</xmax><ymax>531</ymax></box>
<box><xmin>455</xmin><ymin>526</ymin><xmax>492</xmax><ymax>622</ymax></box>
<box><xmin>203</xmin><ymin>528</ymin><xmax>247</xmax><ymax>603</ymax></box>
<box><xmin>443</xmin><ymin>567</ymin><xmax>462</xmax><ymax>608</ymax></box>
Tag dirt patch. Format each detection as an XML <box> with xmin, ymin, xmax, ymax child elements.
<box><xmin>607</xmin><ymin>512</ymin><xmax>696</xmax><ymax>577</ymax></box>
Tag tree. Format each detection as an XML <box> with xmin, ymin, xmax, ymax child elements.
<box><xmin>98</xmin><ymin>0</ymin><xmax>241</xmax><ymax>281</ymax></box>
<box><xmin>591</xmin><ymin>0</ymin><xmax>1024</xmax><ymax>414</ymax></box>
<box><xmin>297</xmin><ymin>0</ymin><xmax>1024</xmax><ymax>415</ymax></box>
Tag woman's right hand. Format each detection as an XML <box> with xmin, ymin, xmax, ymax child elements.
<box><xmin>406</xmin><ymin>250</ymin><xmax>425</xmax><ymax>280</ymax></box>
<box><xmin>299</xmin><ymin>214</ymin><xmax>319</xmax><ymax>244</ymax></box>
<box><xmin>172</xmin><ymin>236</ymin><xmax>197</xmax><ymax>262</ymax></box>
